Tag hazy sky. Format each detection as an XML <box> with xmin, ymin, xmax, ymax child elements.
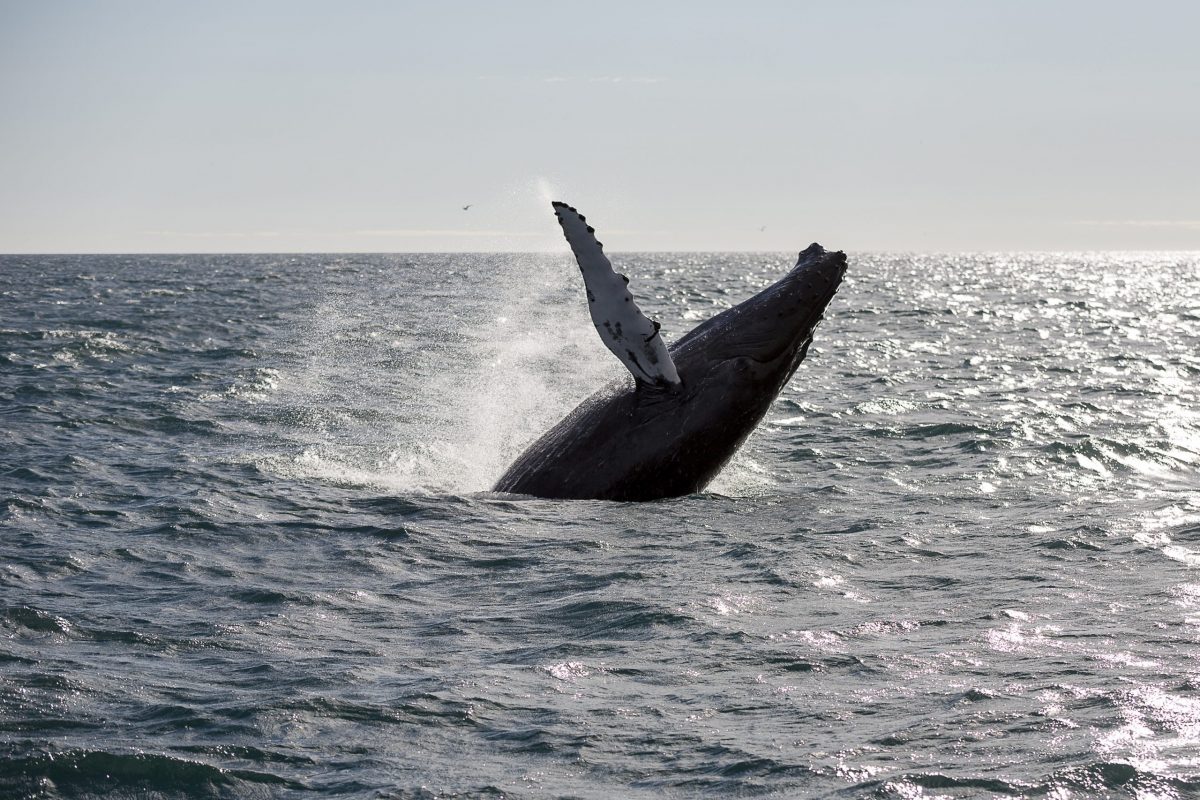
<box><xmin>2</xmin><ymin>1</ymin><xmax>1198</xmax><ymax>253</ymax></box>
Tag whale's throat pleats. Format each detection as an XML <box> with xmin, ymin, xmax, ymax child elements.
<box><xmin>551</xmin><ymin>202</ymin><xmax>681</xmax><ymax>388</ymax></box>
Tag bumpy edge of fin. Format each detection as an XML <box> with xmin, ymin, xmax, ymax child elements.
<box><xmin>551</xmin><ymin>201</ymin><xmax>681</xmax><ymax>388</ymax></box>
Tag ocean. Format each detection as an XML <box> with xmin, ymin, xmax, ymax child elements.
<box><xmin>2</xmin><ymin>251</ymin><xmax>1199</xmax><ymax>798</ymax></box>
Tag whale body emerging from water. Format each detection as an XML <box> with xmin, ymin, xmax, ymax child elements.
<box><xmin>493</xmin><ymin>201</ymin><xmax>847</xmax><ymax>501</ymax></box>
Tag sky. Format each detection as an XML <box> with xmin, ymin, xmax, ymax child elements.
<box><xmin>1</xmin><ymin>1</ymin><xmax>1198</xmax><ymax>253</ymax></box>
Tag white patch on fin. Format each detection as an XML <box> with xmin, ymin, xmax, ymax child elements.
<box><xmin>551</xmin><ymin>201</ymin><xmax>681</xmax><ymax>388</ymax></box>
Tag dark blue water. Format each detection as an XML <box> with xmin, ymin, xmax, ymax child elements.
<box><xmin>2</xmin><ymin>251</ymin><xmax>1199</xmax><ymax>798</ymax></box>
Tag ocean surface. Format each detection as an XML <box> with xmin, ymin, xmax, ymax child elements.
<box><xmin>2</xmin><ymin>250</ymin><xmax>1199</xmax><ymax>799</ymax></box>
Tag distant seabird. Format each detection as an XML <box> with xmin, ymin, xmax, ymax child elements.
<box><xmin>462</xmin><ymin>204</ymin><xmax>473</xmax><ymax>211</ymax></box>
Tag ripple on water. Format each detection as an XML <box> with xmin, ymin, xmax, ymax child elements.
<box><xmin>2</xmin><ymin>252</ymin><xmax>1199</xmax><ymax>797</ymax></box>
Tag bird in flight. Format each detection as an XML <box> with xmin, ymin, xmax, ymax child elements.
<box><xmin>462</xmin><ymin>204</ymin><xmax>473</xmax><ymax>211</ymax></box>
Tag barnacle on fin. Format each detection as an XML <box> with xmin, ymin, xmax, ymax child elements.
<box><xmin>548</xmin><ymin>198</ymin><xmax>683</xmax><ymax>389</ymax></box>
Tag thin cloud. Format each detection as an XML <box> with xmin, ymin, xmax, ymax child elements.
<box><xmin>587</xmin><ymin>76</ymin><xmax>663</xmax><ymax>83</ymax></box>
<box><xmin>145</xmin><ymin>228</ymin><xmax>548</xmax><ymax>239</ymax></box>
<box><xmin>1075</xmin><ymin>220</ymin><xmax>1200</xmax><ymax>229</ymax></box>
<box><xmin>353</xmin><ymin>229</ymin><xmax>545</xmax><ymax>238</ymax></box>
<box><xmin>539</xmin><ymin>75</ymin><xmax>663</xmax><ymax>84</ymax></box>
<box><xmin>143</xmin><ymin>230</ymin><xmax>281</xmax><ymax>238</ymax></box>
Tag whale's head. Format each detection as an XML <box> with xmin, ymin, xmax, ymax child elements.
<box><xmin>672</xmin><ymin>243</ymin><xmax>847</xmax><ymax>399</ymax></box>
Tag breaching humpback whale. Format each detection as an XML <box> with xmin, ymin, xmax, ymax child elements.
<box><xmin>493</xmin><ymin>202</ymin><xmax>847</xmax><ymax>501</ymax></box>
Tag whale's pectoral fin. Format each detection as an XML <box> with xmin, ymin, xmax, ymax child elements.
<box><xmin>552</xmin><ymin>201</ymin><xmax>682</xmax><ymax>388</ymax></box>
